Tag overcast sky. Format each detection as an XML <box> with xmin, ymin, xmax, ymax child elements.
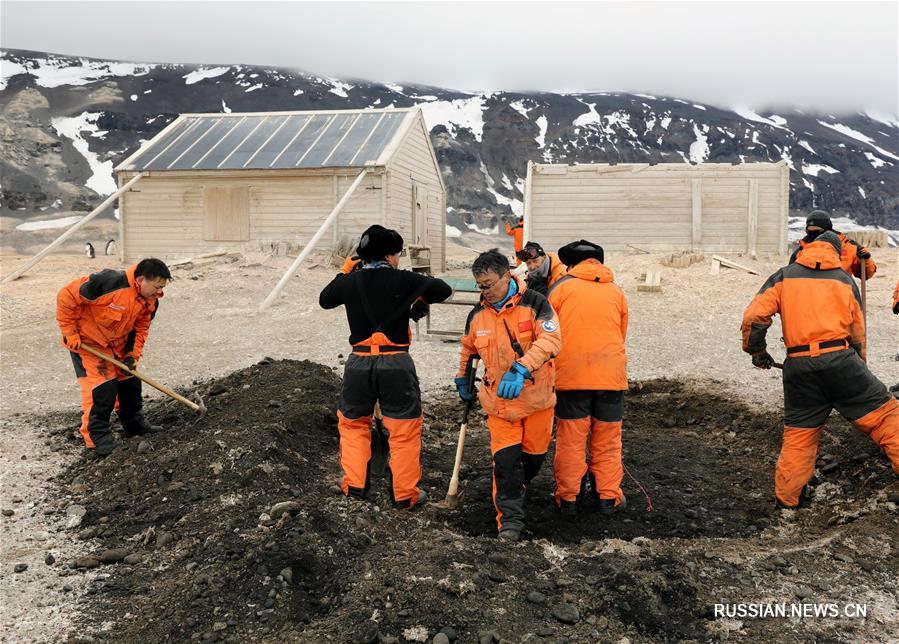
<box><xmin>2</xmin><ymin>1</ymin><xmax>896</xmax><ymax>115</ymax></box>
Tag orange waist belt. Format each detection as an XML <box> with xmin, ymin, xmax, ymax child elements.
<box><xmin>786</xmin><ymin>338</ymin><xmax>849</xmax><ymax>358</ymax></box>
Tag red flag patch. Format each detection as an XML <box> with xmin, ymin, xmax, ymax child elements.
<box><xmin>518</xmin><ymin>320</ymin><xmax>533</xmax><ymax>333</ymax></box>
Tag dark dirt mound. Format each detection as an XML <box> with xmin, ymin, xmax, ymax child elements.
<box><xmin>47</xmin><ymin>361</ymin><xmax>899</xmax><ymax>643</ymax></box>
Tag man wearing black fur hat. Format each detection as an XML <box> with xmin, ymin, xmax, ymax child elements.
<box><xmin>790</xmin><ymin>210</ymin><xmax>876</xmax><ymax>279</ymax></box>
<box><xmin>319</xmin><ymin>225</ymin><xmax>452</xmax><ymax>510</ymax></box>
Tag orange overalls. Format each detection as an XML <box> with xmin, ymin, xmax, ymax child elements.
<box><xmin>56</xmin><ymin>265</ymin><xmax>158</xmax><ymax>453</ymax></box>
<box><xmin>505</xmin><ymin>220</ymin><xmax>525</xmax><ymax>265</ymax></box>
<box><xmin>320</xmin><ymin>264</ymin><xmax>452</xmax><ymax>508</ymax></box>
<box><xmin>547</xmin><ymin>259</ymin><xmax>629</xmax><ymax>511</ymax></box>
<box><xmin>458</xmin><ymin>277</ymin><xmax>562</xmax><ymax>533</ymax></box>
<box><xmin>742</xmin><ymin>236</ymin><xmax>899</xmax><ymax>508</ymax></box>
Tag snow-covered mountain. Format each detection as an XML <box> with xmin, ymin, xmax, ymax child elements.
<box><xmin>2</xmin><ymin>48</ymin><xmax>896</xmax><ymax>240</ymax></box>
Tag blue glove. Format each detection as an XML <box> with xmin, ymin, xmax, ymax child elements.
<box><xmin>497</xmin><ymin>362</ymin><xmax>530</xmax><ymax>399</ymax></box>
<box><xmin>454</xmin><ymin>377</ymin><xmax>476</xmax><ymax>401</ymax></box>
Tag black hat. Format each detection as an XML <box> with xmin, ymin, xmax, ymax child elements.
<box><xmin>806</xmin><ymin>210</ymin><xmax>833</xmax><ymax>232</ymax></box>
<box><xmin>356</xmin><ymin>225</ymin><xmax>404</xmax><ymax>261</ymax></box>
<box><xmin>516</xmin><ymin>241</ymin><xmax>545</xmax><ymax>261</ymax></box>
<box><xmin>558</xmin><ymin>240</ymin><xmax>604</xmax><ymax>267</ymax></box>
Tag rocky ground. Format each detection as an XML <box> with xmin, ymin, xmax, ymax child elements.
<box><xmin>1</xmin><ymin>246</ymin><xmax>897</xmax><ymax>643</ymax></box>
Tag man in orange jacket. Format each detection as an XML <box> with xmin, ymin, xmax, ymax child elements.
<box><xmin>504</xmin><ymin>216</ymin><xmax>525</xmax><ymax>265</ymax></box>
<box><xmin>517</xmin><ymin>241</ymin><xmax>567</xmax><ymax>296</ymax></box>
<box><xmin>456</xmin><ymin>249</ymin><xmax>562</xmax><ymax>541</ymax></box>
<box><xmin>547</xmin><ymin>240</ymin><xmax>629</xmax><ymax>515</ymax></box>
<box><xmin>320</xmin><ymin>225</ymin><xmax>452</xmax><ymax>509</ymax></box>
<box><xmin>789</xmin><ymin>211</ymin><xmax>876</xmax><ymax>279</ymax></box>
<box><xmin>742</xmin><ymin>232</ymin><xmax>898</xmax><ymax>509</ymax></box>
<box><xmin>57</xmin><ymin>258</ymin><xmax>171</xmax><ymax>455</ymax></box>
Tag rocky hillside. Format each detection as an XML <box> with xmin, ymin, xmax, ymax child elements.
<box><xmin>2</xmin><ymin>48</ymin><xmax>897</xmax><ymax>237</ymax></box>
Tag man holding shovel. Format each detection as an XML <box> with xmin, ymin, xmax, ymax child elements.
<box><xmin>320</xmin><ymin>225</ymin><xmax>451</xmax><ymax>510</ymax></box>
<box><xmin>456</xmin><ymin>249</ymin><xmax>561</xmax><ymax>541</ymax></box>
<box><xmin>57</xmin><ymin>258</ymin><xmax>171</xmax><ymax>455</ymax></box>
<box><xmin>742</xmin><ymin>232</ymin><xmax>898</xmax><ymax>509</ymax></box>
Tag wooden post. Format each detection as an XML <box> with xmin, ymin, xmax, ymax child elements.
<box><xmin>523</xmin><ymin>161</ymin><xmax>534</xmax><ymax>244</ymax></box>
<box><xmin>258</xmin><ymin>168</ymin><xmax>368</xmax><ymax>311</ymax></box>
<box><xmin>691</xmin><ymin>178</ymin><xmax>702</xmax><ymax>251</ymax></box>
<box><xmin>747</xmin><ymin>178</ymin><xmax>759</xmax><ymax>258</ymax></box>
<box><xmin>3</xmin><ymin>172</ymin><xmax>145</xmax><ymax>282</ymax></box>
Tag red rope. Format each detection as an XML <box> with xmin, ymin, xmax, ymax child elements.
<box><xmin>623</xmin><ymin>463</ymin><xmax>653</xmax><ymax>512</ymax></box>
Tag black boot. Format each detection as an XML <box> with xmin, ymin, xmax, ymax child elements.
<box><xmin>122</xmin><ymin>413</ymin><xmax>162</xmax><ymax>437</ymax></box>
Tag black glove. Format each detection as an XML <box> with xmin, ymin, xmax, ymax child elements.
<box><xmin>856</xmin><ymin>247</ymin><xmax>871</xmax><ymax>260</ymax></box>
<box><xmin>751</xmin><ymin>351</ymin><xmax>775</xmax><ymax>369</ymax></box>
<box><xmin>409</xmin><ymin>298</ymin><xmax>430</xmax><ymax>322</ymax></box>
<box><xmin>121</xmin><ymin>356</ymin><xmax>136</xmax><ymax>371</ymax></box>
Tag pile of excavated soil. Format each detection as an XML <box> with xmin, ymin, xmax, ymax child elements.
<box><xmin>42</xmin><ymin>360</ymin><xmax>899</xmax><ymax>643</ymax></box>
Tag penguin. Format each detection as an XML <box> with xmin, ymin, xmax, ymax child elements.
<box><xmin>105</xmin><ymin>239</ymin><xmax>117</xmax><ymax>256</ymax></box>
<box><xmin>85</xmin><ymin>242</ymin><xmax>95</xmax><ymax>258</ymax></box>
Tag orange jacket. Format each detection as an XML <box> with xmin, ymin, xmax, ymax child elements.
<box><xmin>794</xmin><ymin>231</ymin><xmax>876</xmax><ymax>279</ymax></box>
<box><xmin>57</xmin><ymin>265</ymin><xmax>156</xmax><ymax>359</ymax></box>
<box><xmin>893</xmin><ymin>281</ymin><xmax>899</xmax><ymax>314</ymax></box>
<box><xmin>504</xmin><ymin>220</ymin><xmax>524</xmax><ymax>253</ymax></box>
<box><xmin>458</xmin><ymin>277</ymin><xmax>562</xmax><ymax>421</ymax></box>
<box><xmin>742</xmin><ymin>238</ymin><xmax>865</xmax><ymax>359</ymax></box>
<box><xmin>545</xmin><ymin>252</ymin><xmax>567</xmax><ymax>289</ymax></box>
<box><xmin>547</xmin><ymin>259</ymin><xmax>628</xmax><ymax>390</ymax></box>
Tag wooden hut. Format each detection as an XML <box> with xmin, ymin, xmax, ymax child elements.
<box><xmin>523</xmin><ymin>161</ymin><xmax>789</xmax><ymax>255</ymax></box>
<box><xmin>115</xmin><ymin>107</ymin><xmax>446</xmax><ymax>270</ymax></box>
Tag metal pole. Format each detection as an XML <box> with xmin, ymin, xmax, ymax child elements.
<box><xmin>3</xmin><ymin>173</ymin><xmax>146</xmax><ymax>282</ymax></box>
<box><xmin>258</xmin><ymin>168</ymin><xmax>369</xmax><ymax>312</ymax></box>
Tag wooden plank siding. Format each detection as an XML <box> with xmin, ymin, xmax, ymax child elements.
<box><xmin>526</xmin><ymin>163</ymin><xmax>787</xmax><ymax>253</ymax></box>
<box><xmin>119</xmin><ymin>173</ymin><xmax>386</xmax><ymax>262</ymax></box>
<box><xmin>385</xmin><ymin>116</ymin><xmax>446</xmax><ymax>272</ymax></box>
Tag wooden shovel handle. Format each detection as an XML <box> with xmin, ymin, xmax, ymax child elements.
<box><xmin>79</xmin><ymin>344</ymin><xmax>201</xmax><ymax>412</ymax></box>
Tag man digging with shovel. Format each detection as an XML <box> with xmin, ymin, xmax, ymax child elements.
<box><xmin>57</xmin><ymin>258</ymin><xmax>171</xmax><ymax>456</ymax></box>
<box><xmin>320</xmin><ymin>225</ymin><xmax>451</xmax><ymax>510</ymax></box>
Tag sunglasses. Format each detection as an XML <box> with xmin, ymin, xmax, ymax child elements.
<box><xmin>515</xmin><ymin>247</ymin><xmax>542</xmax><ymax>261</ymax></box>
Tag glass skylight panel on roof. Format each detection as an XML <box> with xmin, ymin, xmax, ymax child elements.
<box><xmin>127</xmin><ymin>110</ymin><xmax>409</xmax><ymax>170</ymax></box>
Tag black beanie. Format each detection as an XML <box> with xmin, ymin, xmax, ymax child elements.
<box><xmin>806</xmin><ymin>210</ymin><xmax>833</xmax><ymax>232</ymax></box>
<box><xmin>522</xmin><ymin>241</ymin><xmax>545</xmax><ymax>256</ymax></box>
<box><xmin>558</xmin><ymin>240</ymin><xmax>604</xmax><ymax>267</ymax></box>
<box><xmin>356</xmin><ymin>225</ymin><xmax>404</xmax><ymax>261</ymax></box>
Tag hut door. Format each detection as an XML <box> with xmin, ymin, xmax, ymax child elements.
<box><xmin>204</xmin><ymin>186</ymin><xmax>249</xmax><ymax>241</ymax></box>
<box><xmin>413</xmin><ymin>183</ymin><xmax>428</xmax><ymax>246</ymax></box>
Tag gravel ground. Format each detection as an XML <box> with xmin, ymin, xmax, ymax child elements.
<box><xmin>0</xmin><ymin>244</ymin><xmax>897</xmax><ymax>641</ymax></box>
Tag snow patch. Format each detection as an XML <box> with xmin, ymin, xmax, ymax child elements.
<box><xmin>244</xmin><ymin>83</ymin><xmax>264</xmax><ymax>93</ymax></box>
<box><xmin>384</xmin><ymin>83</ymin><xmax>404</xmax><ymax>94</ymax></box>
<box><xmin>660</xmin><ymin>116</ymin><xmax>672</xmax><ymax>130</ymax></box>
<box><xmin>633</xmin><ymin>93</ymin><xmax>658</xmax><ymax>100</ymax></box>
<box><xmin>4</xmin><ymin>54</ymin><xmax>154</xmax><ymax>89</ymax></box>
<box><xmin>864</xmin><ymin>152</ymin><xmax>887</xmax><ymax>168</ymax></box>
<box><xmin>535</xmin><ymin>115</ymin><xmax>548</xmax><ymax>148</ymax></box>
<box><xmin>293</xmin><ymin>89</ymin><xmax>304</xmax><ymax>96</ymax></box>
<box><xmin>51</xmin><ymin>112</ymin><xmax>116</xmax><ymax>196</ymax></box>
<box><xmin>183</xmin><ymin>66</ymin><xmax>230</xmax><ymax>85</ymax></box>
<box><xmin>734</xmin><ymin>108</ymin><xmax>789</xmax><ymax>130</ymax></box>
<box><xmin>509</xmin><ymin>100</ymin><xmax>531</xmax><ymax>119</ymax></box>
<box><xmin>221</xmin><ymin>100</ymin><xmax>231</xmax><ymax>114</ymax></box>
<box><xmin>328</xmin><ymin>80</ymin><xmax>353</xmax><ymax>98</ymax></box>
<box><xmin>858</xmin><ymin>186</ymin><xmax>866</xmax><ymax>198</ymax></box>
<box><xmin>801</xmin><ymin>178</ymin><xmax>815</xmax><ymax>192</ymax></box>
<box><xmin>0</xmin><ymin>58</ymin><xmax>29</xmax><ymax>90</ymax></box>
<box><xmin>418</xmin><ymin>95</ymin><xmax>486</xmax><ymax>141</ymax></box>
<box><xmin>817</xmin><ymin>120</ymin><xmax>899</xmax><ymax>161</ymax></box>
<box><xmin>797</xmin><ymin>140</ymin><xmax>816</xmax><ymax>155</ymax></box>
<box><xmin>16</xmin><ymin>215</ymin><xmax>85</xmax><ymax>231</ymax></box>
<box><xmin>573</xmin><ymin>102</ymin><xmax>601</xmax><ymax>128</ymax></box>
<box><xmin>802</xmin><ymin>163</ymin><xmax>839</xmax><ymax>177</ymax></box>
<box><xmin>689</xmin><ymin>124</ymin><xmax>709</xmax><ymax>164</ymax></box>
<box><xmin>692</xmin><ymin>104</ymin><xmax>707</xmax><ymax>111</ymax></box>
<box><xmin>445</xmin><ymin>225</ymin><xmax>462</xmax><ymax>238</ymax></box>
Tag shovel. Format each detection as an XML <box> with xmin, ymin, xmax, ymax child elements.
<box><xmin>80</xmin><ymin>345</ymin><xmax>206</xmax><ymax>414</ymax></box>
<box><xmin>439</xmin><ymin>356</ymin><xmax>480</xmax><ymax>510</ymax></box>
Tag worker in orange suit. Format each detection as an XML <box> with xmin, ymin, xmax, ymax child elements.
<box><xmin>320</xmin><ymin>225</ymin><xmax>451</xmax><ymax>509</ymax></box>
<box><xmin>504</xmin><ymin>216</ymin><xmax>525</xmax><ymax>265</ymax></box>
<box><xmin>547</xmin><ymin>240</ymin><xmax>629</xmax><ymax>516</ymax></box>
<box><xmin>742</xmin><ymin>231</ymin><xmax>898</xmax><ymax>509</ymax></box>
<box><xmin>893</xmin><ymin>280</ymin><xmax>898</xmax><ymax>315</ymax></box>
<box><xmin>789</xmin><ymin>211</ymin><xmax>876</xmax><ymax>279</ymax></box>
<box><xmin>57</xmin><ymin>258</ymin><xmax>171</xmax><ymax>455</ymax></box>
<box><xmin>456</xmin><ymin>249</ymin><xmax>562</xmax><ymax>541</ymax></box>
<box><xmin>517</xmin><ymin>241</ymin><xmax>567</xmax><ymax>296</ymax></box>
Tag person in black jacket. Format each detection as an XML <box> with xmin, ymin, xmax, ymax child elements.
<box><xmin>320</xmin><ymin>225</ymin><xmax>452</xmax><ymax>509</ymax></box>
